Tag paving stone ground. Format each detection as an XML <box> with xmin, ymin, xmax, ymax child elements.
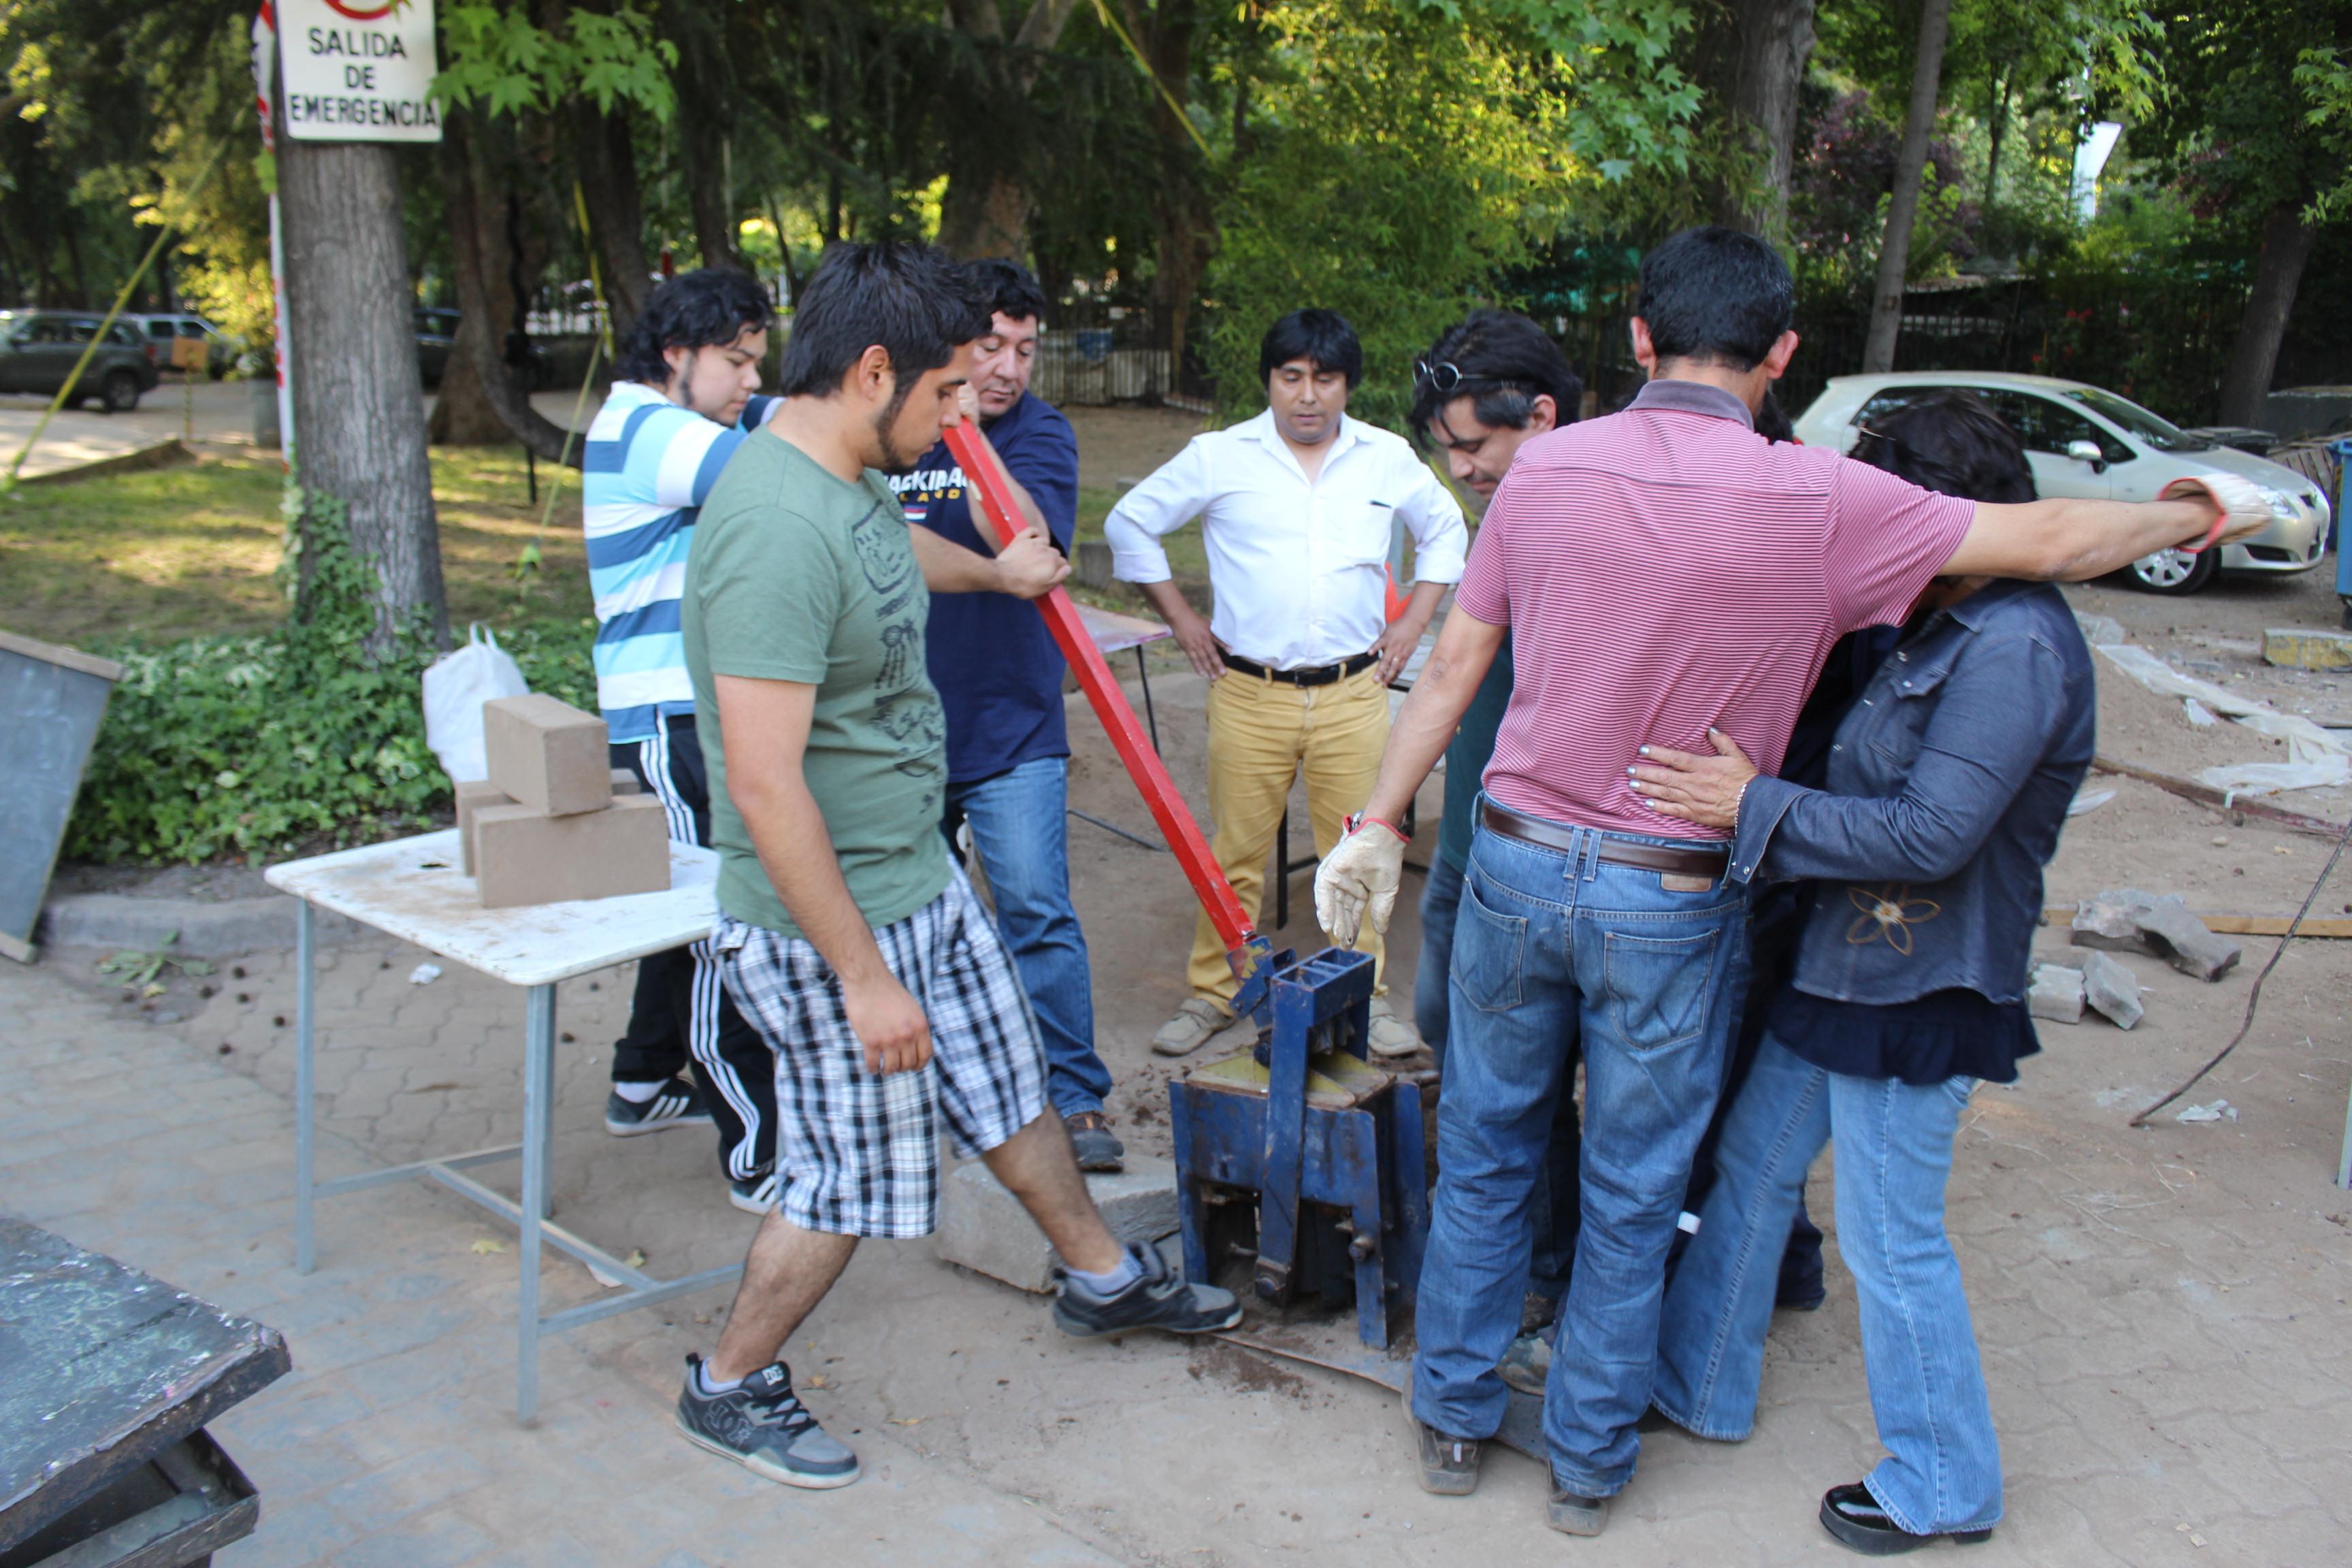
<box><xmin>12</xmin><ymin>659</ymin><xmax>2352</xmax><ymax>1566</ymax></box>
<box><xmin>15</xmin><ymin>902</ymin><xmax>2351</xmax><ymax>1568</ymax></box>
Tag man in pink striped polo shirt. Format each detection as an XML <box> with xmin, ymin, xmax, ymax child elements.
<box><xmin>1314</xmin><ymin>227</ymin><xmax>2266</xmax><ymax>1536</ymax></box>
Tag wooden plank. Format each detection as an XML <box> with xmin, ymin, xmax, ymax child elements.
<box><xmin>2090</xmin><ymin>755</ymin><xmax>2349</xmax><ymax>839</ymax></box>
<box><xmin>0</xmin><ymin>628</ymin><xmax>126</xmax><ymax>685</ymax></box>
<box><xmin>0</xmin><ymin>632</ymin><xmax>125</xmax><ymax>960</ymax></box>
<box><xmin>0</xmin><ymin>1218</ymin><xmax>289</xmax><ymax>1550</ymax></box>
<box><xmin>2040</xmin><ymin>906</ymin><xmax>2352</xmax><ymax>938</ymax></box>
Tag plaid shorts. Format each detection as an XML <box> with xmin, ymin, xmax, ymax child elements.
<box><xmin>712</xmin><ymin>866</ymin><xmax>1049</xmax><ymax>1239</ymax></box>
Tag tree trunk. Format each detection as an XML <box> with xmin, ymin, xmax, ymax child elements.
<box><xmin>935</xmin><ymin>0</ymin><xmax>1081</xmax><ymax>259</ymax></box>
<box><xmin>1982</xmin><ymin>60</ymin><xmax>2010</xmax><ymax>208</ymax></box>
<box><xmin>436</xmin><ymin>110</ymin><xmax>582</xmax><ymax>461</ymax></box>
<box><xmin>1133</xmin><ymin>0</ymin><xmax>1211</xmax><ymax>372</ymax></box>
<box><xmin>572</xmin><ymin>105</ymin><xmax>652</xmax><ymax>343</ymax></box>
<box><xmin>1700</xmin><ymin>0</ymin><xmax>1818</xmax><ymax>236</ymax></box>
<box><xmin>683</xmin><ymin>110</ymin><xmax>744</xmax><ymax>272</ymax></box>
<box><xmin>2219</xmin><ymin>204</ymin><xmax>2316</xmax><ymax>429</ymax></box>
<box><xmin>276</xmin><ymin>135</ymin><xmax>449</xmax><ymax>650</ymax></box>
<box><xmin>938</xmin><ymin>169</ymin><xmax>1034</xmax><ymax>259</ymax></box>
<box><xmin>1861</xmin><ymin>0</ymin><xmax>1952</xmax><ymax>374</ymax></box>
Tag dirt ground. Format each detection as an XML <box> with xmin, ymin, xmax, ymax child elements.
<box><xmin>21</xmin><ymin>403</ymin><xmax>2352</xmax><ymax>1563</ymax></box>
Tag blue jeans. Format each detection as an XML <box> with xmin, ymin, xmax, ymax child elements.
<box><xmin>1654</xmin><ymin>1035</ymin><xmax>2002</xmax><ymax>1535</ymax></box>
<box><xmin>1411</xmin><ymin>817</ymin><xmax>1748</xmax><ymax>1497</ymax></box>
<box><xmin>941</xmin><ymin>757</ymin><xmax>1112</xmax><ymax>1119</ymax></box>
<box><xmin>1418</xmin><ymin>851</ymin><xmax>1581</xmax><ymax>1307</ymax></box>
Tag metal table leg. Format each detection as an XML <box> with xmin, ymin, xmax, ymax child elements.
<box><xmin>2338</xmin><ymin>1075</ymin><xmax>2351</xmax><ymax>1190</ymax></box>
<box><xmin>1135</xmin><ymin>646</ymin><xmax>1160</xmax><ymax>755</ymax></box>
<box><xmin>519</xmin><ymin>982</ymin><xmax>555</xmax><ymax>1422</ymax></box>
<box><xmin>295</xmin><ymin>899</ymin><xmax>316</xmax><ymax>1275</ymax></box>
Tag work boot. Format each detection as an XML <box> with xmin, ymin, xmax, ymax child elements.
<box><xmin>1499</xmin><ymin>1330</ymin><xmax>1550</xmax><ymax>1397</ymax></box>
<box><xmin>1547</xmin><ymin>1486</ymin><xmax>1610</xmax><ymax>1537</ymax></box>
<box><xmin>1052</xmin><ymin>1241</ymin><xmax>1243</xmax><ymax>1337</ymax></box>
<box><xmin>1064</xmin><ymin>1110</ymin><xmax>1125</xmax><ymax>1173</ymax></box>
<box><xmin>1367</xmin><ymin>998</ymin><xmax>1422</xmax><ymax>1058</ymax></box>
<box><xmin>1152</xmin><ymin>996</ymin><xmax>1233</xmax><ymax>1057</ymax></box>
<box><xmin>1401</xmin><ymin>1382</ymin><xmax>1481</xmax><ymax>1494</ymax></box>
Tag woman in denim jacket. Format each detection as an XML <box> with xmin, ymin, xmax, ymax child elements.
<box><xmin>1629</xmin><ymin>391</ymin><xmax>2096</xmax><ymax>1554</ymax></box>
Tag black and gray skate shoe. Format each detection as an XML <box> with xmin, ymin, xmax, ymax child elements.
<box><xmin>1051</xmin><ymin>1241</ymin><xmax>1243</xmax><ymax>1337</ymax></box>
<box><xmin>676</xmin><ymin>1355</ymin><xmax>860</xmax><ymax>1489</ymax></box>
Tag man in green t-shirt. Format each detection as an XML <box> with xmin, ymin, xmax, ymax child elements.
<box><xmin>672</xmin><ymin>240</ymin><xmax>1239</xmax><ymax>1492</ymax></box>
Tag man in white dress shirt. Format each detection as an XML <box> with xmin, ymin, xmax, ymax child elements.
<box><xmin>1105</xmin><ymin>309</ymin><xmax>1468</xmax><ymax>1058</ymax></box>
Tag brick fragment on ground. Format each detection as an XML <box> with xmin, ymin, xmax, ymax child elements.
<box><xmin>2262</xmin><ymin>626</ymin><xmax>2352</xmax><ymax>671</ymax></box>
<box><xmin>2029</xmin><ymin>963</ymin><xmax>2085</xmax><ymax>1024</ymax></box>
<box><xmin>2079</xmin><ymin>949</ymin><xmax>2144</xmax><ymax>1030</ymax></box>
<box><xmin>936</xmin><ymin>1156</ymin><xmax>1179</xmax><ymax>1294</ymax></box>
<box><xmin>2070</xmin><ymin>887</ymin><xmax>2242</xmax><ymax>982</ymax></box>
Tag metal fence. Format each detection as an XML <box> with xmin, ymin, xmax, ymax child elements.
<box><xmin>1029</xmin><ymin>331</ymin><xmax>1186</xmax><ymax>408</ymax></box>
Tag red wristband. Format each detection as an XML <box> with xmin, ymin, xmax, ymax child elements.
<box><xmin>1346</xmin><ymin>812</ymin><xmax>1409</xmax><ymax>845</ymax></box>
<box><xmin>2161</xmin><ymin>480</ymin><xmax>2232</xmax><ymax>554</ymax></box>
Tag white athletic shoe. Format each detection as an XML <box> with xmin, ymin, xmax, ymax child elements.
<box><xmin>1367</xmin><ymin>999</ymin><xmax>1422</xmax><ymax>1058</ymax></box>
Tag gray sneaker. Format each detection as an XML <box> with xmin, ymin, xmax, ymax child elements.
<box><xmin>1052</xmin><ymin>1242</ymin><xmax>1242</xmax><ymax>1337</ymax></box>
<box><xmin>676</xmin><ymin>1356</ymin><xmax>860</xmax><ymax>1489</ymax></box>
<box><xmin>1401</xmin><ymin>1380</ymin><xmax>1480</xmax><ymax>1495</ymax></box>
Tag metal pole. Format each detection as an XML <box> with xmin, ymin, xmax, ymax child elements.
<box><xmin>1135</xmin><ymin>645</ymin><xmax>1160</xmax><ymax>754</ymax></box>
<box><xmin>518</xmin><ymin>982</ymin><xmax>555</xmax><ymax>1422</ymax></box>
<box><xmin>2338</xmin><ymin>1076</ymin><xmax>2351</xmax><ymax>1190</ymax></box>
<box><xmin>294</xmin><ymin>897</ymin><xmax>316</xmax><ymax>1274</ymax></box>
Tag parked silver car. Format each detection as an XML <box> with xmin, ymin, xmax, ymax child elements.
<box><xmin>1793</xmin><ymin>371</ymin><xmax>2331</xmax><ymax>595</ymax></box>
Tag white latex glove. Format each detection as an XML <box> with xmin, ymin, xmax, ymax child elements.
<box><xmin>2159</xmin><ymin>473</ymin><xmax>2272</xmax><ymax>551</ymax></box>
<box><xmin>1314</xmin><ymin>813</ymin><xmax>1409</xmax><ymax>946</ymax></box>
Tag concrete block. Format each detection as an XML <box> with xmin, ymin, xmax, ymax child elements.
<box><xmin>2028</xmin><ymin>964</ymin><xmax>2085</xmax><ymax>1024</ymax></box>
<box><xmin>936</xmin><ymin>1154</ymin><xmax>1179</xmax><ymax>1294</ymax></box>
<box><xmin>472</xmin><ymin>795</ymin><xmax>670</xmax><ymax>909</ymax></box>
<box><xmin>2070</xmin><ymin>886</ymin><xmax>2240</xmax><ymax>981</ymax></box>
<box><xmin>610</xmin><ymin>766</ymin><xmax>640</xmax><ymax>796</ymax></box>
<box><xmin>2263</xmin><ymin>627</ymin><xmax>2352</xmax><ymax>671</ymax></box>
<box><xmin>2138</xmin><ymin>901</ymin><xmax>2243</xmax><ymax>983</ymax></box>
<box><xmin>1074</xmin><ymin>539</ymin><xmax>1115</xmax><ymax>589</ymax></box>
<box><xmin>2070</xmin><ymin>888</ymin><xmax>2172</xmax><ymax>955</ymax></box>
<box><xmin>2080</xmin><ymin>949</ymin><xmax>2144</xmax><ymax>1030</ymax></box>
<box><xmin>483</xmin><ymin>693</ymin><xmax>610</xmax><ymax>816</ymax></box>
<box><xmin>453</xmin><ymin>779</ymin><xmax>511</xmax><ymax>876</ymax></box>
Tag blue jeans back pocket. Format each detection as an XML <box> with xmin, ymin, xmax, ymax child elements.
<box><xmin>1601</xmin><ymin>928</ymin><xmax>1722</xmax><ymax>1054</ymax></box>
<box><xmin>1454</xmin><ymin>874</ymin><xmax>1527</xmax><ymax>1013</ymax></box>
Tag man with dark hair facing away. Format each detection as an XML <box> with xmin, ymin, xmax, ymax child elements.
<box><xmin>1405</xmin><ymin>308</ymin><xmax>1586</xmax><ymax>1385</ymax></box>
<box><xmin>887</xmin><ymin>259</ymin><xmax>1124</xmax><ymax>1172</ymax></box>
<box><xmin>584</xmin><ymin>268</ymin><xmax>787</xmax><ymax>1208</ymax></box>
<box><xmin>1107</xmin><ymin>308</ymin><xmax>1468</xmax><ymax>1060</ymax></box>
<box><xmin>672</xmin><ymin>241</ymin><xmax>1240</xmax><ymax>1490</ymax></box>
<box><xmin>1315</xmin><ymin>224</ymin><xmax>2272</xmax><ymax>1535</ymax></box>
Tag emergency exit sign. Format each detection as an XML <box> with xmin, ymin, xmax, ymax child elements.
<box><xmin>280</xmin><ymin>0</ymin><xmax>442</xmax><ymax>143</ymax></box>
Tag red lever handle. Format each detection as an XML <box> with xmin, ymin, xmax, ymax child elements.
<box><xmin>942</xmin><ymin>419</ymin><xmax>1259</xmax><ymax>961</ymax></box>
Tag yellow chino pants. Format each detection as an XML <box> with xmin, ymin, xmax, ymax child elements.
<box><xmin>1186</xmin><ymin>664</ymin><xmax>1391</xmax><ymax>1003</ymax></box>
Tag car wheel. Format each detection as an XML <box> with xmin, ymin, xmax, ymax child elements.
<box><xmin>2125</xmin><ymin>546</ymin><xmax>2218</xmax><ymax>595</ymax></box>
<box><xmin>101</xmin><ymin>369</ymin><xmax>142</xmax><ymax>413</ymax></box>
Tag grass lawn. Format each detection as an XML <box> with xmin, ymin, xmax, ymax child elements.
<box><xmin>1</xmin><ymin>445</ymin><xmax>595</xmax><ymax>651</ymax></box>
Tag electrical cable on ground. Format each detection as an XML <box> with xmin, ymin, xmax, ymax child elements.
<box><xmin>2130</xmin><ymin>805</ymin><xmax>2352</xmax><ymax>1127</ymax></box>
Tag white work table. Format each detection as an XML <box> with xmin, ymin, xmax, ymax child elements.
<box><xmin>265</xmin><ymin>829</ymin><xmax>738</xmax><ymax>1421</ymax></box>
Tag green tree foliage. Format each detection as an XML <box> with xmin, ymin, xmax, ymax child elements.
<box><xmin>1206</xmin><ymin>0</ymin><xmax>1697</xmax><ymax>427</ymax></box>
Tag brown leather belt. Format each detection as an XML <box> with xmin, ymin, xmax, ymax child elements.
<box><xmin>1480</xmin><ymin>800</ymin><xmax>1729</xmax><ymax>878</ymax></box>
<box><xmin>1220</xmin><ymin>651</ymin><xmax>1378</xmax><ymax>687</ymax></box>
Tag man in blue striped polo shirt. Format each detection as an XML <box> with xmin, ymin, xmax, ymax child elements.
<box><xmin>585</xmin><ymin>269</ymin><xmax>787</xmax><ymax>1212</ymax></box>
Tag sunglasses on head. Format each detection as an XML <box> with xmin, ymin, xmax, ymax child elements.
<box><xmin>1415</xmin><ymin>359</ymin><xmax>1465</xmax><ymax>393</ymax></box>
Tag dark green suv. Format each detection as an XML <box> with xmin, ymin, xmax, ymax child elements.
<box><xmin>0</xmin><ymin>310</ymin><xmax>161</xmax><ymax>412</ymax></box>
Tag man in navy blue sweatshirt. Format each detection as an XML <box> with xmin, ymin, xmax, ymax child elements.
<box><xmin>888</xmin><ymin>259</ymin><xmax>1122</xmax><ymax>1171</ymax></box>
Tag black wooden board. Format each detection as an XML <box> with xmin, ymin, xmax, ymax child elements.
<box><xmin>0</xmin><ymin>631</ymin><xmax>124</xmax><ymax>962</ymax></box>
<box><xmin>0</xmin><ymin>1217</ymin><xmax>289</xmax><ymax>1552</ymax></box>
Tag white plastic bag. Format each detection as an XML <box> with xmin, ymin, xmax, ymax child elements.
<box><xmin>423</xmin><ymin>624</ymin><xmax>529</xmax><ymax>781</ymax></box>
